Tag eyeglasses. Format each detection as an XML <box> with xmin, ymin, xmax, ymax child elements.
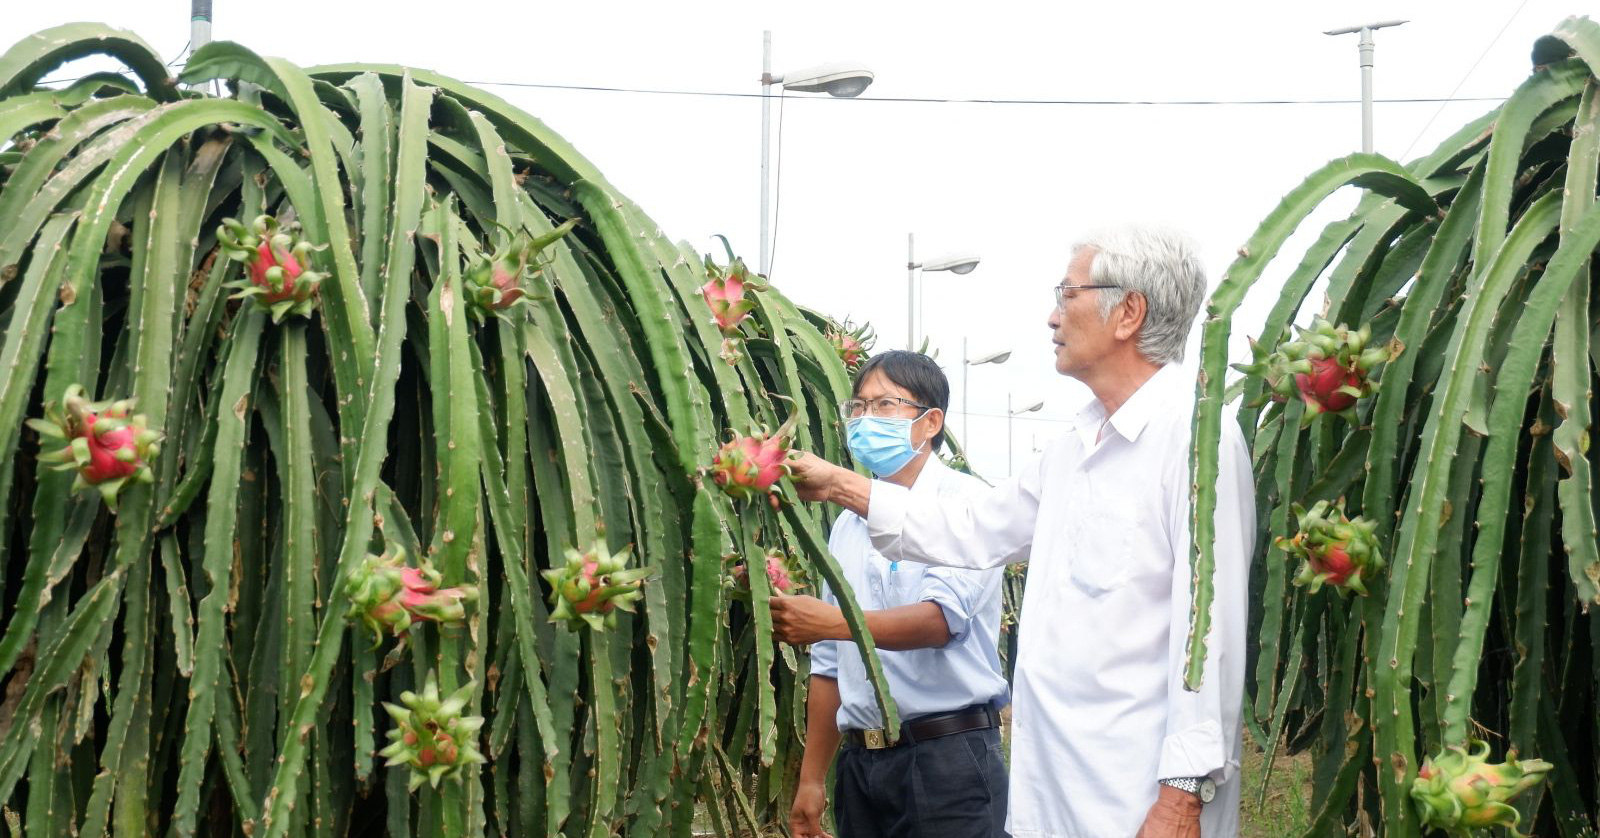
<box><xmin>839</xmin><ymin>396</ymin><xmax>931</xmax><ymax>419</ymax></box>
<box><xmin>1053</xmin><ymin>283</ymin><xmax>1119</xmax><ymax>310</ymax></box>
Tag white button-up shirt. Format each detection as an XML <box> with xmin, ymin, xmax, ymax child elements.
<box><xmin>866</xmin><ymin>364</ymin><xmax>1253</xmax><ymax>837</ymax></box>
<box><xmin>810</xmin><ymin>455</ymin><xmax>1009</xmax><ymax>731</ymax></box>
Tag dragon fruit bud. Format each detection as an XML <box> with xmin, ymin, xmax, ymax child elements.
<box><xmin>700</xmin><ymin>253</ymin><xmax>760</xmax><ymax>335</ymax></box>
<box><xmin>344</xmin><ymin>547</ymin><xmax>478</xmax><ymax>647</ymax></box>
<box><xmin>541</xmin><ymin>540</ymin><xmax>653</xmax><ymax>632</ymax></box>
<box><xmin>378</xmin><ymin>671</ymin><xmax>486</xmax><ymax>791</ymax></box>
<box><xmin>217</xmin><ymin>215</ymin><xmax>326</xmax><ymax>323</ymax></box>
<box><xmin>463</xmin><ymin>219</ymin><xmax>578</xmax><ymax>323</ymax></box>
<box><xmin>1410</xmin><ymin>739</ymin><xmax>1552</xmax><ymax>837</ymax></box>
<box><xmin>826</xmin><ymin>320</ymin><xmax>876</xmax><ymax>373</ymax></box>
<box><xmin>1231</xmin><ymin>337</ymin><xmax>1300</xmax><ymax>407</ymax></box>
<box><xmin>1277</xmin><ymin>499</ymin><xmax>1384</xmax><ymax>596</ymax></box>
<box><xmin>710</xmin><ymin>410</ymin><xmax>801</xmax><ymax>507</ymax></box>
<box><xmin>26</xmin><ymin>384</ymin><xmax>162</xmax><ymax>508</ymax></box>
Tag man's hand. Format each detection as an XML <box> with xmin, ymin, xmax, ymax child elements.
<box><xmin>770</xmin><ymin>594</ymin><xmax>847</xmax><ymax>645</ymax></box>
<box><xmin>789</xmin><ymin>779</ymin><xmax>833</xmax><ymax>838</ymax></box>
<box><xmin>788</xmin><ymin>451</ymin><xmax>842</xmax><ymax>502</ymax></box>
<box><xmin>1133</xmin><ymin>785</ymin><xmax>1203</xmax><ymax>838</ymax></box>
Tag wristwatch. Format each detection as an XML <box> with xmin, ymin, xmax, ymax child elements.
<box><xmin>1159</xmin><ymin>776</ymin><xmax>1217</xmax><ymax>803</ymax></box>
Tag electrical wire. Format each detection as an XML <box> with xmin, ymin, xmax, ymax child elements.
<box><xmin>1398</xmin><ymin>0</ymin><xmax>1533</xmax><ymax>160</ymax></box>
<box><xmin>766</xmin><ymin>89</ymin><xmax>786</xmax><ymax>279</ymax></box>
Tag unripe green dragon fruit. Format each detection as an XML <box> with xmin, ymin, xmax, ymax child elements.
<box><xmin>344</xmin><ymin>547</ymin><xmax>478</xmax><ymax>647</ymax></box>
<box><xmin>462</xmin><ymin>219</ymin><xmax>577</xmax><ymax>322</ymax></box>
<box><xmin>710</xmin><ymin>410</ymin><xmax>800</xmax><ymax>509</ymax></box>
<box><xmin>1277</xmin><ymin>499</ymin><xmax>1384</xmax><ymax>596</ymax></box>
<box><xmin>541</xmin><ymin>540</ymin><xmax>652</xmax><ymax>631</ymax></box>
<box><xmin>378</xmin><ymin>671</ymin><xmax>486</xmax><ymax>791</ymax></box>
<box><xmin>27</xmin><ymin>384</ymin><xmax>161</xmax><ymax>507</ymax></box>
<box><xmin>217</xmin><ymin>215</ymin><xmax>326</xmax><ymax>323</ymax></box>
<box><xmin>1410</xmin><ymin>739</ymin><xmax>1552</xmax><ymax>837</ymax></box>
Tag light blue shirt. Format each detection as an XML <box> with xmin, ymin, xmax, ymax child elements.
<box><xmin>810</xmin><ymin>455</ymin><xmax>1009</xmax><ymax>731</ymax></box>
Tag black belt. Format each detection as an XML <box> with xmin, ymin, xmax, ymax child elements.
<box><xmin>842</xmin><ymin>704</ymin><xmax>1000</xmax><ymax>750</ymax></box>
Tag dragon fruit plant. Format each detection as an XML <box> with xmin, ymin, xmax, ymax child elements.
<box><xmin>26</xmin><ymin>384</ymin><xmax>161</xmax><ymax>506</ymax></box>
<box><xmin>1410</xmin><ymin>739</ymin><xmax>1553</xmax><ymax>837</ymax></box>
<box><xmin>344</xmin><ymin>547</ymin><xmax>478</xmax><ymax>647</ymax></box>
<box><xmin>378</xmin><ymin>671</ymin><xmax>486</xmax><ymax>791</ymax></box>
<box><xmin>710</xmin><ymin>410</ymin><xmax>800</xmax><ymax>508</ymax></box>
<box><xmin>542</xmin><ymin>541</ymin><xmax>653</xmax><ymax>631</ymax></box>
<box><xmin>217</xmin><ymin>214</ymin><xmax>327</xmax><ymax>323</ymax></box>
<box><xmin>1276</xmin><ymin>499</ymin><xmax>1384</xmax><ymax>596</ymax></box>
<box><xmin>463</xmin><ymin>219</ymin><xmax>578</xmax><ymax>322</ymax></box>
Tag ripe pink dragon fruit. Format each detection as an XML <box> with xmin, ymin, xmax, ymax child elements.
<box><xmin>1233</xmin><ymin>319</ymin><xmax>1393</xmax><ymax>425</ymax></box>
<box><xmin>378</xmin><ymin>671</ymin><xmax>485</xmax><ymax>791</ymax></box>
<box><xmin>700</xmin><ymin>242</ymin><xmax>763</xmax><ymax>365</ymax></box>
<box><xmin>27</xmin><ymin>384</ymin><xmax>161</xmax><ymax>507</ymax></box>
<box><xmin>729</xmin><ymin>549</ymin><xmax>808</xmax><ymax>598</ymax></box>
<box><xmin>1410</xmin><ymin>739</ymin><xmax>1552</xmax><ymax>836</ymax></box>
<box><xmin>217</xmin><ymin>215</ymin><xmax>326</xmax><ymax>322</ymax></box>
<box><xmin>710</xmin><ymin>410</ymin><xmax>800</xmax><ymax>508</ymax></box>
<box><xmin>344</xmin><ymin>547</ymin><xmax>478</xmax><ymax>647</ymax></box>
<box><xmin>542</xmin><ymin>540</ymin><xmax>653</xmax><ymax>631</ymax></box>
<box><xmin>463</xmin><ymin>219</ymin><xmax>578</xmax><ymax>322</ymax></box>
<box><xmin>1276</xmin><ymin>499</ymin><xmax>1384</xmax><ymax>596</ymax></box>
<box><xmin>826</xmin><ymin>320</ymin><xmax>875</xmax><ymax>373</ymax></box>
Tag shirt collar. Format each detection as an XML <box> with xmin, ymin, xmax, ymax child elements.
<box><xmin>1071</xmin><ymin>364</ymin><xmax>1187</xmax><ymax>446</ymax></box>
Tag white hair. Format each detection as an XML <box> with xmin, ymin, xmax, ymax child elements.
<box><xmin>1069</xmin><ymin>224</ymin><xmax>1207</xmax><ymax>364</ymax></box>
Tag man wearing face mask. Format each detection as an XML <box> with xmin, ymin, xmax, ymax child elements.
<box><xmin>771</xmin><ymin>350</ymin><xmax>1009</xmax><ymax>838</ymax></box>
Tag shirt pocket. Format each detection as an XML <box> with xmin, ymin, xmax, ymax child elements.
<box><xmin>883</xmin><ymin>565</ymin><xmax>921</xmax><ymax>607</ymax></box>
<box><xmin>1068</xmin><ymin>510</ymin><xmax>1140</xmax><ymax>596</ymax></box>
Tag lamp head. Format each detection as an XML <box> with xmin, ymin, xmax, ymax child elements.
<box><xmin>773</xmin><ymin>62</ymin><xmax>875</xmax><ymax>97</ymax></box>
<box><xmin>921</xmin><ymin>254</ymin><xmax>981</xmax><ymax>274</ymax></box>
<box><xmin>969</xmin><ymin>349</ymin><xmax>1011</xmax><ymax>366</ymax></box>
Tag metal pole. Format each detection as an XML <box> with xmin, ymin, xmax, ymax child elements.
<box><xmin>191</xmin><ymin>0</ymin><xmax>213</xmax><ymax>52</ymax></box>
<box><xmin>962</xmin><ymin>337</ymin><xmax>970</xmax><ymax>447</ymax></box>
<box><xmin>759</xmin><ymin>31</ymin><xmax>773</xmax><ymax>276</ymax></box>
<box><xmin>906</xmin><ymin>232</ymin><xmax>917</xmax><ymax>350</ymax></box>
<box><xmin>1359</xmin><ymin>27</ymin><xmax>1375</xmax><ymax>153</ymax></box>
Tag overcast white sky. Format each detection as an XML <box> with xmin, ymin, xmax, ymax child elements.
<box><xmin>7</xmin><ymin>1</ymin><xmax>1581</xmax><ymax>477</ymax></box>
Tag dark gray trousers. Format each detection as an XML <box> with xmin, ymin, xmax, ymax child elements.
<box><xmin>833</xmin><ymin>727</ymin><xmax>1009</xmax><ymax>838</ymax></box>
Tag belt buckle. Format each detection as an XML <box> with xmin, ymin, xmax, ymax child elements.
<box><xmin>862</xmin><ymin>729</ymin><xmax>888</xmax><ymax>750</ymax></box>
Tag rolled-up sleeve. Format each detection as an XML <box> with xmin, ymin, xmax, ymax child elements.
<box><xmin>915</xmin><ymin>567</ymin><xmax>994</xmax><ymax>646</ymax></box>
<box><xmin>865</xmin><ymin>453</ymin><xmax>1045</xmax><ymax>570</ymax></box>
<box><xmin>1156</xmin><ymin>421</ymin><xmax>1254</xmax><ymax>783</ymax></box>
<box><xmin>809</xmin><ymin>580</ymin><xmax>841</xmax><ymax>679</ymax></box>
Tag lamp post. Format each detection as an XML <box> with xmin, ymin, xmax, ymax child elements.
<box><xmin>1008</xmin><ymin>394</ymin><xmax>1044</xmax><ymax>476</ymax></box>
<box><xmin>760</xmin><ymin>32</ymin><xmax>874</xmax><ymax>277</ymax></box>
<box><xmin>906</xmin><ymin>232</ymin><xmax>980</xmax><ymax>350</ymax></box>
<box><xmin>962</xmin><ymin>338</ymin><xmax>1010</xmax><ymax>459</ymax></box>
<box><xmin>1324</xmin><ymin>20</ymin><xmax>1407</xmax><ymax>153</ymax></box>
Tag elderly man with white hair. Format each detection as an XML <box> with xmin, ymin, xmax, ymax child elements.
<box><xmin>790</xmin><ymin>224</ymin><xmax>1254</xmax><ymax>837</ymax></box>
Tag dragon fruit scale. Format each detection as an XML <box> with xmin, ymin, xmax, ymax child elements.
<box><xmin>344</xmin><ymin>547</ymin><xmax>478</xmax><ymax>647</ymax></box>
<box><xmin>826</xmin><ymin>320</ymin><xmax>875</xmax><ymax>374</ymax></box>
<box><xmin>26</xmin><ymin>384</ymin><xmax>161</xmax><ymax>507</ymax></box>
<box><xmin>463</xmin><ymin>219</ymin><xmax>578</xmax><ymax>322</ymax></box>
<box><xmin>710</xmin><ymin>410</ymin><xmax>800</xmax><ymax>508</ymax></box>
<box><xmin>217</xmin><ymin>215</ymin><xmax>326</xmax><ymax>323</ymax></box>
<box><xmin>541</xmin><ymin>540</ymin><xmax>653</xmax><ymax>632</ymax></box>
<box><xmin>378</xmin><ymin>671</ymin><xmax>486</xmax><ymax>791</ymax></box>
<box><xmin>1277</xmin><ymin>499</ymin><xmax>1384</xmax><ymax>597</ymax></box>
<box><xmin>1410</xmin><ymin>739</ymin><xmax>1553</xmax><ymax>837</ymax></box>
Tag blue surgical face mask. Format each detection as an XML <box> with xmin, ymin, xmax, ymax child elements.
<box><xmin>846</xmin><ymin>411</ymin><xmax>932</xmax><ymax>478</ymax></box>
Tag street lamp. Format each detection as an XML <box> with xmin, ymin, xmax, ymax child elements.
<box><xmin>962</xmin><ymin>338</ymin><xmax>1010</xmax><ymax>459</ymax></box>
<box><xmin>906</xmin><ymin>232</ymin><xmax>980</xmax><ymax>350</ymax></box>
<box><xmin>760</xmin><ymin>31</ymin><xmax>874</xmax><ymax>277</ymax></box>
<box><xmin>1008</xmin><ymin>394</ymin><xmax>1043</xmax><ymax>476</ymax></box>
<box><xmin>1324</xmin><ymin>20</ymin><xmax>1407</xmax><ymax>154</ymax></box>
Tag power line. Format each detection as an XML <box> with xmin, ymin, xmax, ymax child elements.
<box><xmin>1398</xmin><ymin>0</ymin><xmax>1531</xmax><ymax>160</ymax></box>
<box><xmin>465</xmin><ymin>78</ymin><xmax>1507</xmax><ymax>107</ymax></box>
